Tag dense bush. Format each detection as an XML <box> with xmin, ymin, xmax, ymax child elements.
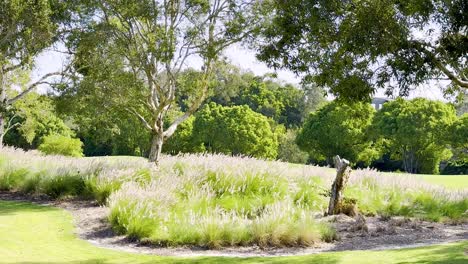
<box><xmin>38</xmin><ymin>135</ymin><xmax>84</xmax><ymax>157</ymax></box>
<box><xmin>193</xmin><ymin>103</ymin><xmax>279</xmax><ymax>159</ymax></box>
<box><xmin>297</xmin><ymin>101</ymin><xmax>378</xmax><ymax>165</ymax></box>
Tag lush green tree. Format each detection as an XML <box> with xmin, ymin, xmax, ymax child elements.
<box><xmin>5</xmin><ymin>92</ymin><xmax>73</xmax><ymax>149</ymax></box>
<box><xmin>215</xmin><ymin>75</ymin><xmax>325</xmax><ymax>128</ymax></box>
<box><xmin>193</xmin><ymin>103</ymin><xmax>279</xmax><ymax>159</ymax></box>
<box><xmin>258</xmin><ymin>0</ymin><xmax>468</xmax><ymax>101</ymax></box>
<box><xmin>233</xmin><ymin>80</ymin><xmax>284</xmax><ymax>121</ymax></box>
<box><xmin>55</xmin><ymin>80</ymin><xmax>151</xmax><ymax>157</ymax></box>
<box><xmin>452</xmin><ymin>114</ymin><xmax>468</xmax><ymax>150</ymax></box>
<box><xmin>277</xmin><ymin>129</ymin><xmax>308</xmax><ymax>164</ymax></box>
<box><xmin>372</xmin><ymin>98</ymin><xmax>457</xmax><ymax>174</ymax></box>
<box><xmin>182</xmin><ymin>62</ymin><xmax>326</xmax><ymax>128</ymax></box>
<box><xmin>66</xmin><ymin>0</ymin><xmax>262</xmax><ymax>165</ymax></box>
<box><xmin>0</xmin><ymin>0</ymin><xmax>72</xmax><ymax>146</ymax></box>
<box><xmin>297</xmin><ymin>101</ymin><xmax>378</xmax><ymax>166</ymax></box>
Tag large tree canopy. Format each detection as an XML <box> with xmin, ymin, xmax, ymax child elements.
<box><xmin>258</xmin><ymin>0</ymin><xmax>468</xmax><ymax>101</ymax></box>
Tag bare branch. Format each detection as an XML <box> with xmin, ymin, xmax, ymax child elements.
<box><xmin>4</xmin><ymin>113</ymin><xmax>20</xmax><ymax>135</ymax></box>
<box><xmin>7</xmin><ymin>71</ymin><xmax>73</xmax><ymax>105</ymax></box>
<box><xmin>126</xmin><ymin>108</ymin><xmax>153</xmax><ymax>131</ymax></box>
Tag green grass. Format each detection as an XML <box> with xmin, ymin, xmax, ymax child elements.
<box><xmin>410</xmin><ymin>174</ymin><xmax>468</xmax><ymax>189</ymax></box>
<box><xmin>0</xmin><ymin>200</ymin><xmax>467</xmax><ymax>264</ymax></box>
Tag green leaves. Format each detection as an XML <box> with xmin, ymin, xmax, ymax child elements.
<box><xmin>193</xmin><ymin>103</ymin><xmax>279</xmax><ymax>159</ymax></box>
<box><xmin>7</xmin><ymin>92</ymin><xmax>73</xmax><ymax>148</ymax></box>
<box><xmin>258</xmin><ymin>0</ymin><xmax>468</xmax><ymax>100</ymax></box>
<box><xmin>296</xmin><ymin>101</ymin><xmax>377</xmax><ymax>165</ymax></box>
<box><xmin>38</xmin><ymin>134</ymin><xmax>84</xmax><ymax>157</ymax></box>
<box><xmin>372</xmin><ymin>98</ymin><xmax>457</xmax><ymax>174</ymax></box>
<box><xmin>0</xmin><ymin>0</ymin><xmax>58</xmax><ymax>64</ymax></box>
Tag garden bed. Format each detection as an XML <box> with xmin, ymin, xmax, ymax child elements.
<box><xmin>1</xmin><ymin>191</ymin><xmax>466</xmax><ymax>257</ymax></box>
<box><xmin>1</xmin><ymin>148</ymin><xmax>467</xmax><ymax>255</ymax></box>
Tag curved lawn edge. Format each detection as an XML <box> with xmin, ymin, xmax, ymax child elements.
<box><xmin>0</xmin><ymin>200</ymin><xmax>466</xmax><ymax>264</ymax></box>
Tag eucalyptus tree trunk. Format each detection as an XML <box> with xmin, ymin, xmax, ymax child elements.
<box><xmin>0</xmin><ymin>114</ymin><xmax>4</xmax><ymax>148</ymax></box>
<box><xmin>0</xmin><ymin>69</ymin><xmax>5</xmax><ymax>148</ymax></box>
<box><xmin>148</xmin><ymin>132</ymin><xmax>164</xmax><ymax>165</ymax></box>
<box><xmin>402</xmin><ymin>148</ymin><xmax>418</xmax><ymax>173</ymax></box>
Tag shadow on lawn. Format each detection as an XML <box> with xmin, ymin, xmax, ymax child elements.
<box><xmin>0</xmin><ymin>200</ymin><xmax>57</xmax><ymax>216</ymax></box>
<box><xmin>1</xmin><ymin>255</ymin><xmax>343</xmax><ymax>264</ymax></box>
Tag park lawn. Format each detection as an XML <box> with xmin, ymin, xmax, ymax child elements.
<box><xmin>409</xmin><ymin>174</ymin><xmax>468</xmax><ymax>189</ymax></box>
<box><xmin>0</xmin><ymin>200</ymin><xmax>466</xmax><ymax>264</ymax></box>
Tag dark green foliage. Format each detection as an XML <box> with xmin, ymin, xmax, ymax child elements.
<box><xmin>163</xmin><ymin>109</ymin><xmax>203</xmax><ymax>155</ymax></box>
<box><xmin>224</xmin><ymin>78</ymin><xmax>325</xmax><ymax>128</ymax></box>
<box><xmin>451</xmin><ymin>113</ymin><xmax>468</xmax><ymax>151</ymax></box>
<box><xmin>258</xmin><ymin>0</ymin><xmax>468</xmax><ymax>100</ymax></box>
<box><xmin>297</xmin><ymin>101</ymin><xmax>378</xmax><ymax>165</ymax></box>
<box><xmin>41</xmin><ymin>174</ymin><xmax>86</xmax><ymax>199</ymax></box>
<box><xmin>372</xmin><ymin>98</ymin><xmax>457</xmax><ymax>174</ymax></box>
<box><xmin>442</xmin><ymin>160</ymin><xmax>468</xmax><ymax>175</ymax></box>
<box><xmin>193</xmin><ymin>103</ymin><xmax>279</xmax><ymax>159</ymax></box>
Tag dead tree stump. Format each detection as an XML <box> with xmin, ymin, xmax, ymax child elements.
<box><xmin>326</xmin><ymin>155</ymin><xmax>352</xmax><ymax>216</ymax></box>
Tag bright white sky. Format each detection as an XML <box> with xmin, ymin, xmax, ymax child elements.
<box><xmin>33</xmin><ymin>44</ymin><xmax>447</xmax><ymax>101</ymax></box>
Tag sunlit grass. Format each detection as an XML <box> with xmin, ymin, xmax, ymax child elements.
<box><xmin>0</xmin><ymin>200</ymin><xmax>467</xmax><ymax>264</ymax></box>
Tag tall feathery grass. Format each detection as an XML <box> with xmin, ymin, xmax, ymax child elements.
<box><xmin>1</xmin><ymin>147</ymin><xmax>467</xmax><ymax>248</ymax></box>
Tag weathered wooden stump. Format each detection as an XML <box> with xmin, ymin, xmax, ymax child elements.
<box><xmin>326</xmin><ymin>155</ymin><xmax>352</xmax><ymax>216</ymax></box>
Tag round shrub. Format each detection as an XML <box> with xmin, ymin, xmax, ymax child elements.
<box><xmin>193</xmin><ymin>103</ymin><xmax>279</xmax><ymax>159</ymax></box>
<box><xmin>38</xmin><ymin>134</ymin><xmax>84</xmax><ymax>157</ymax></box>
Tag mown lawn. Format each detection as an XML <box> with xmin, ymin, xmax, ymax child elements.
<box><xmin>0</xmin><ymin>200</ymin><xmax>466</xmax><ymax>264</ymax></box>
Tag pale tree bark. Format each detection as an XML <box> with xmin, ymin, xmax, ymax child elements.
<box><xmin>0</xmin><ymin>67</ymin><xmax>6</xmax><ymax>148</ymax></box>
<box><xmin>327</xmin><ymin>155</ymin><xmax>352</xmax><ymax>216</ymax></box>
<box><xmin>0</xmin><ymin>115</ymin><xmax>5</xmax><ymax>148</ymax></box>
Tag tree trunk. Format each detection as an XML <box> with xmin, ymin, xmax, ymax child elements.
<box><xmin>148</xmin><ymin>132</ymin><xmax>164</xmax><ymax>165</ymax></box>
<box><xmin>0</xmin><ymin>68</ymin><xmax>4</xmax><ymax>148</ymax></box>
<box><xmin>0</xmin><ymin>114</ymin><xmax>4</xmax><ymax>148</ymax></box>
<box><xmin>327</xmin><ymin>155</ymin><xmax>352</xmax><ymax>216</ymax></box>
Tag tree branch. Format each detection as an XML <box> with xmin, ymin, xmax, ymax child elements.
<box><xmin>126</xmin><ymin>108</ymin><xmax>153</xmax><ymax>131</ymax></box>
<box><xmin>4</xmin><ymin>113</ymin><xmax>19</xmax><ymax>135</ymax></box>
<box><xmin>412</xmin><ymin>42</ymin><xmax>468</xmax><ymax>89</ymax></box>
<box><xmin>7</xmin><ymin>71</ymin><xmax>72</xmax><ymax>105</ymax></box>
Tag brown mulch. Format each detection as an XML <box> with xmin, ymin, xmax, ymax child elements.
<box><xmin>1</xmin><ymin>191</ymin><xmax>467</xmax><ymax>257</ymax></box>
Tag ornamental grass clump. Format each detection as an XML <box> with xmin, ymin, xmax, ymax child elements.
<box><xmin>1</xmin><ymin>147</ymin><xmax>467</xmax><ymax>248</ymax></box>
